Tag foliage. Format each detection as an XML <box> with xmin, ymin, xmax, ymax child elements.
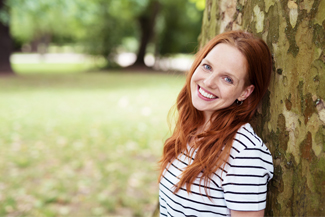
<box><xmin>0</xmin><ymin>71</ymin><xmax>185</xmax><ymax>216</ymax></box>
<box><xmin>189</xmin><ymin>0</ymin><xmax>205</xmax><ymax>11</ymax></box>
<box><xmin>156</xmin><ymin>0</ymin><xmax>204</xmax><ymax>55</ymax></box>
<box><xmin>7</xmin><ymin>0</ymin><xmax>204</xmax><ymax>64</ymax></box>
<box><xmin>8</xmin><ymin>0</ymin><xmax>80</xmax><ymax>43</ymax></box>
<box><xmin>79</xmin><ymin>0</ymin><xmax>139</xmax><ymax>66</ymax></box>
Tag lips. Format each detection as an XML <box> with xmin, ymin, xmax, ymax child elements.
<box><xmin>197</xmin><ymin>85</ymin><xmax>218</xmax><ymax>101</ymax></box>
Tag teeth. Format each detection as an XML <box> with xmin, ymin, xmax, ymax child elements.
<box><xmin>199</xmin><ymin>87</ymin><xmax>217</xmax><ymax>99</ymax></box>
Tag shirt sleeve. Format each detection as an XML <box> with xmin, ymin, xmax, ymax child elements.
<box><xmin>221</xmin><ymin>147</ymin><xmax>273</xmax><ymax>211</ymax></box>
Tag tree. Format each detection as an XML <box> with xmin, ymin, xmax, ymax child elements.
<box><xmin>131</xmin><ymin>0</ymin><xmax>204</xmax><ymax>68</ymax></box>
<box><xmin>199</xmin><ymin>0</ymin><xmax>325</xmax><ymax>216</ymax></box>
<box><xmin>79</xmin><ymin>0</ymin><xmax>136</xmax><ymax>67</ymax></box>
<box><xmin>5</xmin><ymin>0</ymin><xmax>205</xmax><ymax>72</ymax></box>
<box><xmin>9</xmin><ymin>0</ymin><xmax>90</xmax><ymax>52</ymax></box>
<box><xmin>0</xmin><ymin>0</ymin><xmax>13</xmax><ymax>75</ymax></box>
<box><xmin>156</xmin><ymin>0</ymin><xmax>203</xmax><ymax>55</ymax></box>
<box><xmin>7</xmin><ymin>0</ymin><xmax>204</xmax><ymax>69</ymax></box>
<box><xmin>130</xmin><ymin>0</ymin><xmax>160</xmax><ymax>68</ymax></box>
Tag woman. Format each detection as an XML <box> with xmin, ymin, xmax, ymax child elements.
<box><xmin>158</xmin><ymin>30</ymin><xmax>273</xmax><ymax>217</ymax></box>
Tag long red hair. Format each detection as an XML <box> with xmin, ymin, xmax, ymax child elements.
<box><xmin>159</xmin><ymin>30</ymin><xmax>272</xmax><ymax>195</ymax></box>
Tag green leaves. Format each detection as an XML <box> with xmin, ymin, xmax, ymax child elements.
<box><xmin>7</xmin><ymin>0</ymin><xmax>203</xmax><ymax>66</ymax></box>
<box><xmin>9</xmin><ymin>0</ymin><xmax>79</xmax><ymax>42</ymax></box>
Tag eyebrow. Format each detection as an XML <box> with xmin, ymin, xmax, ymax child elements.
<box><xmin>201</xmin><ymin>58</ymin><xmax>239</xmax><ymax>81</ymax></box>
<box><xmin>202</xmin><ymin>58</ymin><xmax>212</xmax><ymax>65</ymax></box>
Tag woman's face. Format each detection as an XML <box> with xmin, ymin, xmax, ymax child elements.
<box><xmin>190</xmin><ymin>43</ymin><xmax>254</xmax><ymax>119</ymax></box>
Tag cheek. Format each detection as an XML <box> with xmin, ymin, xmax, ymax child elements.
<box><xmin>190</xmin><ymin>71</ymin><xmax>198</xmax><ymax>87</ymax></box>
<box><xmin>219</xmin><ymin>86</ymin><xmax>236</xmax><ymax>99</ymax></box>
<box><xmin>191</xmin><ymin>70</ymin><xmax>201</xmax><ymax>83</ymax></box>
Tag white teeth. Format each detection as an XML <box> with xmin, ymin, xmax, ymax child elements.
<box><xmin>199</xmin><ymin>87</ymin><xmax>217</xmax><ymax>99</ymax></box>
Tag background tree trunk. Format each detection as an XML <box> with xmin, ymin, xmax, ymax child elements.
<box><xmin>200</xmin><ymin>0</ymin><xmax>325</xmax><ymax>216</ymax></box>
<box><xmin>0</xmin><ymin>0</ymin><xmax>14</xmax><ymax>75</ymax></box>
<box><xmin>131</xmin><ymin>0</ymin><xmax>160</xmax><ymax>69</ymax></box>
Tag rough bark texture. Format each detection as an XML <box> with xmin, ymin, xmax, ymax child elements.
<box><xmin>0</xmin><ymin>0</ymin><xmax>13</xmax><ymax>75</ymax></box>
<box><xmin>200</xmin><ymin>0</ymin><xmax>325</xmax><ymax>216</ymax></box>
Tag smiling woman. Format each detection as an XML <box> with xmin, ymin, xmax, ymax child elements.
<box><xmin>190</xmin><ymin>43</ymin><xmax>255</xmax><ymax>119</ymax></box>
<box><xmin>158</xmin><ymin>31</ymin><xmax>273</xmax><ymax>217</ymax></box>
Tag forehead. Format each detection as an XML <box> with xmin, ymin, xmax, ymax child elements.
<box><xmin>205</xmin><ymin>43</ymin><xmax>246</xmax><ymax>63</ymax></box>
<box><xmin>204</xmin><ymin>43</ymin><xmax>248</xmax><ymax>78</ymax></box>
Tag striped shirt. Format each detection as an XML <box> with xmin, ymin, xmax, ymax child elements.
<box><xmin>159</xmin><ymin>123</ymin><xmax>274</xmax><ymax>216</ymax></box>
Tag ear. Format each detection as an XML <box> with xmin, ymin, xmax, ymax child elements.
<box><xmin>238</xmin><ymin>85</ymin><xmax>255</xmax><ymax>101</ymax></box>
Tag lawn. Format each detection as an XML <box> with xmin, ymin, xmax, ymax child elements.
<box><xmin>0</xmin><ymin>70</ymin><xmax>185</xmax><ymax>216</ymax></box>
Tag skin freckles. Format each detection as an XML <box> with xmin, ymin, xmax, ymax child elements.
<box><xmin>190</xmin><ymin>43</ymin><xmax>255</xmax><ymax>122</ymax></box>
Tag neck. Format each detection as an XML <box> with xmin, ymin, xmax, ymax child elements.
<box><xmin>203</xmin><ymin>112</ymin><xmax>213</xmax><ymax>130</ymax></box>
<box><xmin>199</xmin><ymin>117</ymin><xmax>211</xmax><ymax>133</ymax></box>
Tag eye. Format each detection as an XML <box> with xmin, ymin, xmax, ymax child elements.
<box><xmin>224</xmin><ymin>77</ymin><xmax>233</xmax><ymax>84</ymax></box>
<box><xmin>202</xmin><ymin>64</ymin><xmax>212</xmax><ymax>71</ymax></box>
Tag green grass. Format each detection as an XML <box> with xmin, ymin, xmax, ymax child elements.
<box><xmin>11</xmin><ymin>62</ymin><xmax>103</xmax><ymax>74</ymax></box>
<box><xmin>0</xmin><ymin>70</ymin><xmax>185</xmax><ymax>216</ymax></box>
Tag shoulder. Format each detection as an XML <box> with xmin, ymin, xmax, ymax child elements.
<box><xmin>228</xmin><ymin>123</ymin><xmax>273</xmax><ymax>174</ymax></box>
<box><xmin>220</xmin><ymin>123</ymin><xmax>274</xmax><ymax>211</ymax></box>
<box><xmin>231</xmin><ymin>123</ymin><xmax>270</xmax><ymax>153</ymax></box>
<box><xmin>229</xmin><ymin>123</ymin><xmax>273</xmax><ymax>172</ymax></box>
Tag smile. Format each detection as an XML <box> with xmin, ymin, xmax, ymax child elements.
<box><xmin>198</xmin><ymin>86</ymin><xmax>218</xmax><ymax>100</ymax></box>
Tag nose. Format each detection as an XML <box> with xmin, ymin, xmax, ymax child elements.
<box><xmin>203</xmin><ymin>73</ymin><xmax>218</xmax><ymax>89</ymax></box>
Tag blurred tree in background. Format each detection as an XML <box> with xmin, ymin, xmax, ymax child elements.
<box><xmin>131</xmin><ymin>0</ymin><xmax>160</xmax><ymax>68</ymax></box>
<box><xmin>157</xmin><ymin>0</ymin><xmax>204</xmax><ymax>55</ymax></box>
<box><xmin>0</xmin><ymin>0</ymin><xmax>13</xmax><ymax>74</ymax></box>
<box><xmin>9</xmin><ymin>0</ymin><xmax>84</xmax><ymax>51</ymax></box>
<box><xmin>0</xmin><ymin>0</ymin><xmax>204</xmax><ymax>73</ymax></box>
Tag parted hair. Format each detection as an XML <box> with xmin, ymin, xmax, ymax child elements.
<box><xmin>158</xmin><ymin>30</ymin><xmax>272</xmax><ymax>195</ymax></box>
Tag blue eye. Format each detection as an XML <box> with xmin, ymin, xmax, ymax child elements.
<box><xmin>225</xmin><ymin>77</ymin><xmax>233</xmax><ymax>84</ymax></box>
<box><xmin>203</xmin><ymin>64</ymin><xmax>212</xmax><ymax>70</ymax></box>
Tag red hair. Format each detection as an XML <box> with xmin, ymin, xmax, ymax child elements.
<box><xmin>159</xmin><ymin>30</ymin><xmax>272</xmax><ymax>196</ymax></box>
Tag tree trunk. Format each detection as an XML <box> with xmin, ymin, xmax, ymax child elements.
<box><xmin>200</xmin><ymin>0</ymin><xmax>325</xmax><ymax>216</ymax></box>
<box><xmin>0</xmin><ymin>0</ymin><xmax>14</xmax><ymax>75</ymax></box>
<box><xmin>131</xmin><ymin>0</ymin><xmax>160</xmax><ymax>69</ymax></box>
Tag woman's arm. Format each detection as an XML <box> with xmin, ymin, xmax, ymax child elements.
<box><xmin>231</xmin><ymin>209</ymin><xmax>265</xmax><ymax>217</ymax></box>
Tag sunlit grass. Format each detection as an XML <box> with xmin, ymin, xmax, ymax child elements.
<box><xmin>11</xmin><ymin>61</ymin><xmax>106</xmax><ymax>74</ymax></box>
<box><xmin>12</xmin><ymin>63</ymin><xmax>90</xmax><ymax>74</ymax></box>
<box><xmin>0</xmin><ymin>71</ymin><xmax>185</xmax><ymax>216</ymax></box>
<box><xmin>11</xmin><ymin>53</ymin><xmax>107</xmax><ymax>74</ymax></box>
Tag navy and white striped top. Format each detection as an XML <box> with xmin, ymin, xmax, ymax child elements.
<box><xmin>159</xmin><ymin>123</ymin><xmax>274</xmax><ymax>216</ymax></box>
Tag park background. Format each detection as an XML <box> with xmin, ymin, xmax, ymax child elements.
<box><xmin>1</xmin><ymin>0</ymin><xmax>325</xmax><ymax>216</ymax></box>
<box><xmin>0</xmin><ymin>0</ymin><xmax>204</xmax><ymax>216</ymax></box>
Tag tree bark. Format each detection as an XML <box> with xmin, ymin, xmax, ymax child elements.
<box><xmin>200</xmin><ymin>0</ymin><xmax>325</xmax><ymax>216</ymax></box>
<box><xmin>0</xmin><ymin>0</ymin><xmax>14</xmax><ymax>75</ymax></box>
<box><xmin>131</xmin><ymin>0</ymin><xmax>160</xmax><ymax>69</ymax></box>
